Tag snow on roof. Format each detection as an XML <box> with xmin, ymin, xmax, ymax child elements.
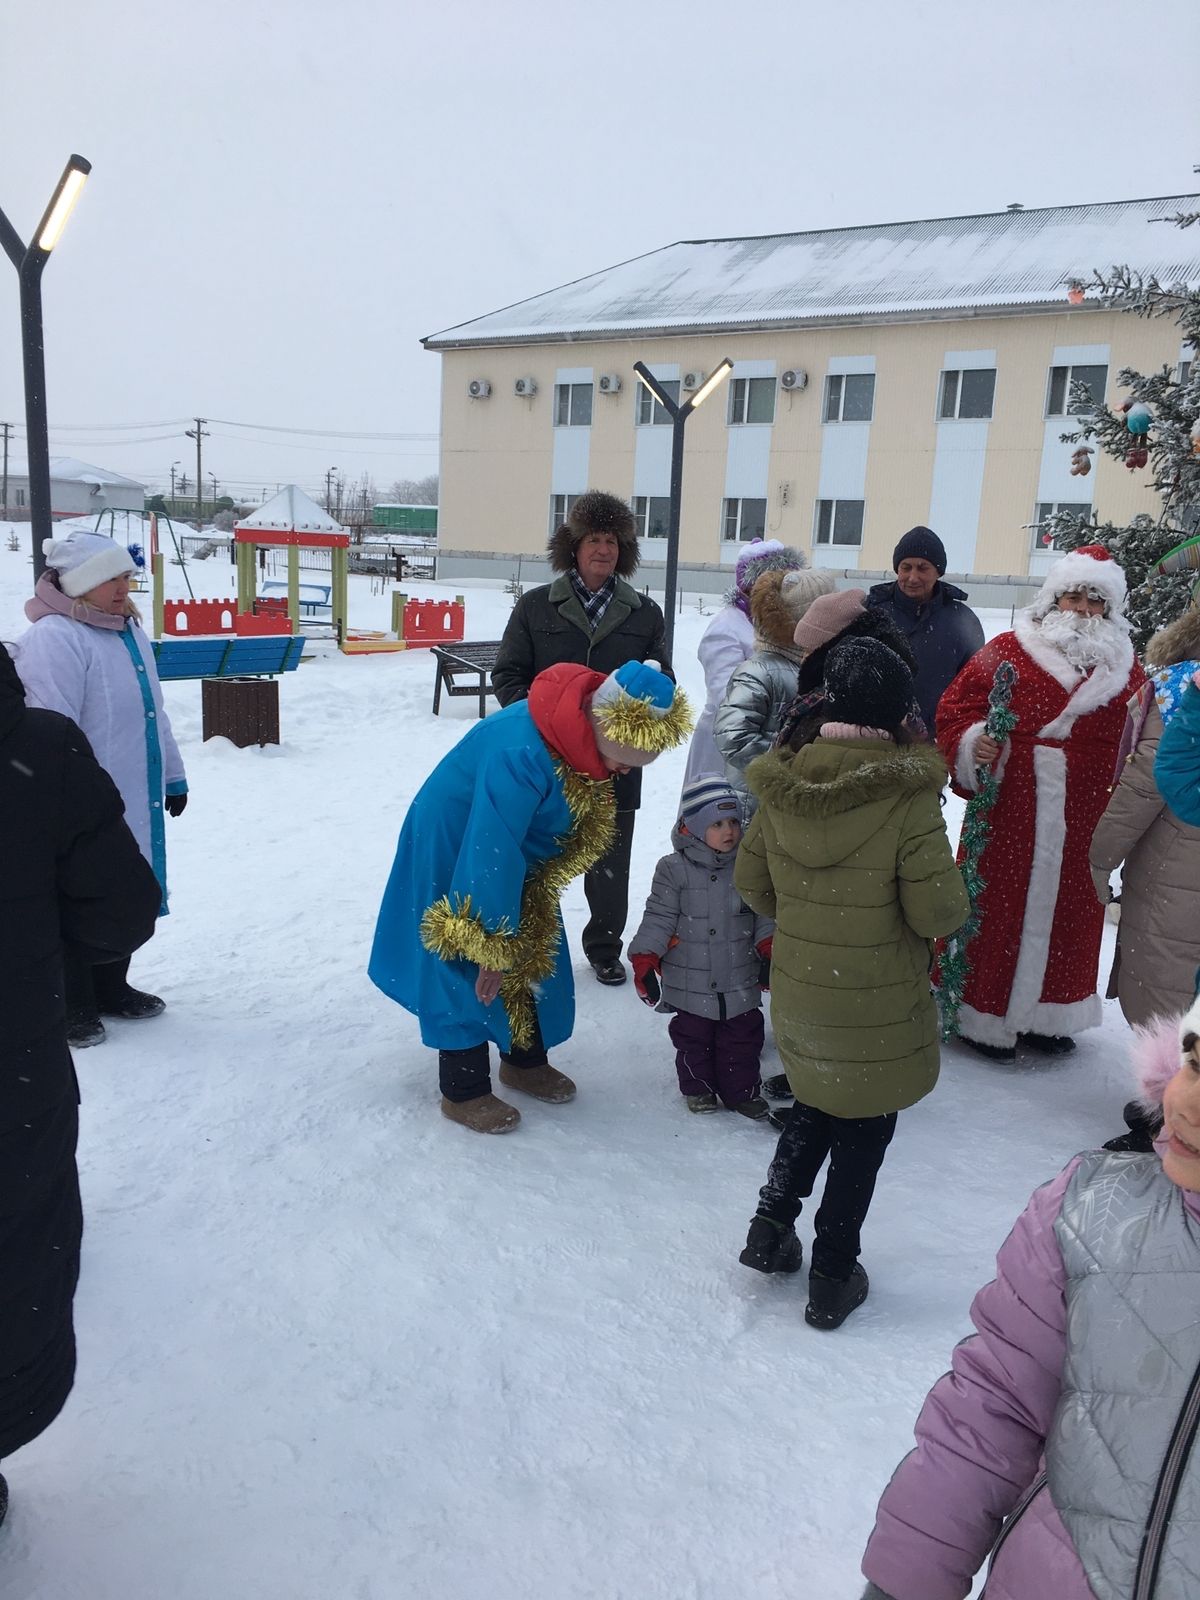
<box><xmin>7</xmin><ymin>456</ymin><xmax>147</xmax><ymax>490</ymax></box>
<box><xmin>424</xmin><ymin>195</ymin><xmax>1200</xmax><ymax>348</ymax></box>
<box><xmin>235</xmin><ymin>484</ymin><xmax>345</xmax><ymax>533</ymax></box>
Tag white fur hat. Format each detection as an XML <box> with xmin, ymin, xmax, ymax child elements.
<box><xmin>42</xmin><ymin>532</ymin><xmax>136</xmax><ymax>598</ymax></box>
<box><xmin>1031</xmin><ymin>543</ymin><xmax>1127</xmax><ymax>618</ymax></box>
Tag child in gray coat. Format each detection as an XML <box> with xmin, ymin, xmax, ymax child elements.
<box><xmin>630</xmin><ymin>778</ymin><xmax>779</xmax><ymax>1125</ymax></box>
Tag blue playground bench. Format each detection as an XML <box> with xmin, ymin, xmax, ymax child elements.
<box><xmin>260</xmin><ymin>579</ymin><xmax>332</xmax><ymax>616</ymax></box>
<box><xmin>151</xmin><ymin>635</ymin><xmax>306</xmax><ymax>682</ymax></box>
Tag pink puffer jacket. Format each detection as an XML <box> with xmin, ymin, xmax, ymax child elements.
<box><xmin>861</xmin><ymin>1019</ymin><xmax>1200</xmax><ymax>1600</ymax></box>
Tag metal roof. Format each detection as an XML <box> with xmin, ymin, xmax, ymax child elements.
<box><xmin>424</xmin><ymin>195</ymin><xmax>1200</xmax><ymax>350</ymax></box>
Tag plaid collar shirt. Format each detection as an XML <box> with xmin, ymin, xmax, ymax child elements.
<box><xmin>568</xmin><ymin>569</ymin><xmax>617</xmax><ymax>631</ymax></box>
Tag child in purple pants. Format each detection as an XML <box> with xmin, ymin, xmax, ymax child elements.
<box><xmin>629</xmin><ymin>778</ymin><xmax>778</xmax><ymax>1126</ymax></box>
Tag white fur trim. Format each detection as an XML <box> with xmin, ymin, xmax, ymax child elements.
<box><xmin>957</xmin><ymin>1004</ymin><xmax>1018</xmax><ymax>1049</ymax></box>
<box><xmin>1005</xmin><ymin>744</ymin><xmax>1069</xmax><ymax>1033</ymax></box>
<box><xmin>954</xmin><ymin>721</ymin><xmax>988</xmax><ymax>792</ymax></box>
<box><xmin>1031</xmin><ymin>550</ymin><xmax>1127</xmax><ymax>617</ymax></box>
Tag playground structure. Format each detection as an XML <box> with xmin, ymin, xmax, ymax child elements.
<box><xmin>233</xmin><ymin>486</ymin><xmax>349</xmax><ymax>640</ymax></box>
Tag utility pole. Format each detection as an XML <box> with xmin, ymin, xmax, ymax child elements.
<box><xmin>325</xmin><ymin>466</ymin><xmax>336</xmax><ymax>512</ymax></box>
<box><xmin>169</xmin><ymin>460</ymin><xmax>180</xmax><ymax>504</ymax></box>
<box><xmin>184</xmin><ymin>417</ymin><xmax>208</xmax><ymax>526</ymax></box>
<box><xmin>0</xmin><ymin>421</ymin><xmax>11</xmax><ymax>519</ymax></box>
<box><xmin>209</xmin><ymin>471</ymin><xmax>218</xmax><ymax>508</ymax></box>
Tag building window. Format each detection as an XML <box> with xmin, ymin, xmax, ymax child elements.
<box><xmin>1032</xmin><ymin>501</ymin><xmax>1094</xmax><ymax>552</ymax></box>
<box><xmin>632</xmin><ymin>496</ymin><xmax>672</xmax><ymax>539</ymax></box>
<box><xmin>636</xmin><ymin>379</ymin><xmax>680</xmax><ymax>426</ymax></box>
<box><xmin>1179</xmin><ymin>357</ymin><xmax>1193</xmax><ymax>387</ymax></box>
<box><xmin>548</xmin><ymin>492</ymin><xmax>582</xmax><ymax>538</ymax></box>
<box><xmin>721</xmin><ymin>498</ymin><xmax>768</xmax><ymax>542</ymax></box>
<box><xmin>1046</xmin><ymin>363</ymin><xmax>1107</xmax><ymax>416</ymax></box>
<box><xmin>727</xmin><ymin>377</ymin><xmax>775</xmax><ymax>426</ymax></box>
<box><xmin>15</xmin><ymin>488</ymin><xmax>27</xmax><ymax>507</ymax></box>
<box><xmin>814</xmin><ymin>499</ymin><xmax>865</xmax><ymax>547</ymax></box>
<box><xmin>823</xmin><ymin>373</ymin><xmax>875</xmax><ymax>423</ymax></box>
<box><xmin>554</xmin><ymin>382</ymin><xmax>593</xmax><ymax>427</ymax></box>
<box><xmin>939</xmin><ymin>368</ymin><xmax>996</xmax><ymax>419</ymax></box>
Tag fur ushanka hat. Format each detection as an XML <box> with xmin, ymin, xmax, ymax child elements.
<box><xmin>548</xmin><ymin>490</ymin><xmax>640</xmax><ymax>577</ymax></box>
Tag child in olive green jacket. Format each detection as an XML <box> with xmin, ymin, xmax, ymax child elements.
<box><xmin>733</xmin><ymin>638</ymin><xmax>968</xmax><ymax>1330</ymax></box>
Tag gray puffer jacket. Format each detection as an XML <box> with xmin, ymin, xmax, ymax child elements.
<box><xmin>629</xmin><ymin>824</ymin><xmax>773</xmax><ymax>1020</ymax></box>
<box><xmin>713</xmin><ymin>650</ymin><xmax>802</xmax><ymax>818</ymax></box>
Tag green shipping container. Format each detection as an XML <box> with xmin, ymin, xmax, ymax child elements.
<box><xmin>372</xmin><ymin>504</ymin><xmax>438</xmax><ymax>533</ymax></box>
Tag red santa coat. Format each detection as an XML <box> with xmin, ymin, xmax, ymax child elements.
<box><xmin>937</xmin><ymin>611</ymin><xmax>1144</xmax><ymax>1046</ymax></box>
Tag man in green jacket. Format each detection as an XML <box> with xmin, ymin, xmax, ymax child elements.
<box><xmin>492</xmin><ymin>491</ymin><xmax>672</xmax><ymax>985</ymax></box>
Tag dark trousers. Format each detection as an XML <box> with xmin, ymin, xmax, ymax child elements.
<box><xmin>756</xmin><ymin>1100</ymin><xmax>897</xmax><ymax>1281</ymax></box>
<box><xmin>668</xmin><ymin>1007</ymin><xmax>764</xmax><ymax>1107</ymax></box>
<box><xmin>438</xmin><ymin>1012</ymin><xmax>549</xmax><ymax>1103</ymax></box>
<box><xmin>582</xmin><ymin>809</ymin><xmax>636</xmax><ymax>965</ymax></box>
<box><xmin>64</xmin><ymin>952</ymin><xmax>134</xmax><ymax>1022</ymax></box>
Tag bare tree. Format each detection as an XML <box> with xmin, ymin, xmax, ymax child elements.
<box><xmin>383</xmin><ymin>473</ymin><xmax>438</xmax><ymax>506</ymax></box>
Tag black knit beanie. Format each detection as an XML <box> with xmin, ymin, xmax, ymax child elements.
<box><xmin>823</xmin><ymin>637</ymin><xmax>913</xmax><ymax>730</ymax></box>
<box><xmin>892</xmin><ymin>526</ymin><xmax>947</xmax><ymax>575</ymax></box>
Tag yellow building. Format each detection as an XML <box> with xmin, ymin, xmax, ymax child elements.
<box><xmin>425</xmin><ymin>196</ymin><xmax>1199</xmax><ymax>598</ymax></box>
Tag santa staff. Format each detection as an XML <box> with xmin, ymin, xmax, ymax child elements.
<box><xmin>936</xmin><ymin>545</ymin><xmax>1145</xmax><ymax>1061</ymax></box>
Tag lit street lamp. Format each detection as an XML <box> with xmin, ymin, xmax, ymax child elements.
<box><xmin>0</xmin><ymin>155</ymin><xmax>91</xmax><ymax>580</ymax></box>
<box><xmin>632</xmin><ymin>358</ymin><xmax>733</xmax><ymax>657</ymax></box>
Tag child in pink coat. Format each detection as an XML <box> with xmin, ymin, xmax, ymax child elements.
<box><xmin>860</xmin><ymin>1004</ymin><xmax>1200</xmax><ymax>1600</ymax></box>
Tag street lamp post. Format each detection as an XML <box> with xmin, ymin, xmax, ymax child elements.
<box><xmin>632</xmin><ymin>358</ymin><xmax>733</xmax><ymax>658</ymax></box>
<box><xmin>0</xmin><ymin>155</ymin><xmax>91</xmax><ymax>580</ymax></box>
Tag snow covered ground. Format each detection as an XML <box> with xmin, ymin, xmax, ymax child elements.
<box><xmin>0</xmin><ymin>531</ymin><xmax>1132</xmax><ymax>1600</ymax></box>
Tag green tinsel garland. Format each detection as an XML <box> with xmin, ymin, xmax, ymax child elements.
<box><xmin>938</xmin><ymin>661</ymin><xmax>1019</xmax><ymax>1042</ymax></box>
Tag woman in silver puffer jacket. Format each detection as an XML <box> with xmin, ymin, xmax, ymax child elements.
<box><xmin>713</xmin><ymin>566</ymin><xmax>834</xmax><ymax>817</ymax></box>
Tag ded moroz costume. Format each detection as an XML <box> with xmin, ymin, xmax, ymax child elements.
<box><xmin>936</xmin><ymin>545</ymin><xmax>1146</xmax><ymax>1056</ymax></box>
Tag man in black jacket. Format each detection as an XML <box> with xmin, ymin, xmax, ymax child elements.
<box><xmin>492</xmin><ymin>491</ymin><xmax>672</xmax><ymax>985</ymax></box>
<box><xmin>0</xmin><ymin>644</ymin><xmax>160</xmax><ymax>1525</ymax></box>
<box><xmin>867</xmin><ymin>526</ymin><xmax>984</xmax><ymax>734</ymax></box>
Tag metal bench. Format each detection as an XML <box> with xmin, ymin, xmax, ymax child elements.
<box><xmin>432</xmin><ymin>641</ymin><xmax>502</xmax><ymax>719</ymax></box>
<box><xmin>151</xmin><ymin>635</ymin><xmax>306</xmax><ymax>682</ymax></box>
<box><xmin>260</xmin><ymin>580</ymin><xmax>331</xmax><ymax>616</ymax></box>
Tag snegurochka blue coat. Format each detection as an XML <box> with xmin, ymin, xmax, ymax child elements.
<box><xmin>368</xmin><ymin>665</ymin><xmax>617</xmax><ymax>1052</ymax></box>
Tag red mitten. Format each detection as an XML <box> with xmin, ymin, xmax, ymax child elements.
<box><xmin>631</xmin><ymin>951</ymin><xmax>663</xmax><ymax>1008</ymax></box>
<box><xmin>756</xmin><ymin>938</ymin><xmax>773</xmax><ymax>992</ymax></box>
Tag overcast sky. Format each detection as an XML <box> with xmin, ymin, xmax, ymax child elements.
<box><xmin>2</xmin><ymin>0</ymin><xmax>1197</xmax><ymax>505</ymax></box>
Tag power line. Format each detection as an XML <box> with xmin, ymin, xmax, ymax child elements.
<box><xmin>209</xmin><ymin>417</ymin><xmax>437</xmax><ymax>441</ymax></box>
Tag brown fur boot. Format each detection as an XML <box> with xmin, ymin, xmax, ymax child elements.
<box><xmin>440</xmin><ymin>1093</ymin><xmax>521</xmax><ymax>1133</ymax></box>
<box><xmin>497</xmin><ymin>1062</ymin><xmax>576</xmax><ymax>1103</ymax></box>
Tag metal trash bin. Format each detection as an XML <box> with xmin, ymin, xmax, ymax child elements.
<box><xmin>201</xmin><ymin>676</ymin><xmax>280</xmax><ymax>747</ymax></box>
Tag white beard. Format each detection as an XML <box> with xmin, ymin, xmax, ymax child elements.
<box><xmin>1036</xmin><ymin>606</ymin><xmax>1129</xmax><ymax>671</ymax></box>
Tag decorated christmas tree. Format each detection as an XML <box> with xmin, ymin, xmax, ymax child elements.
<box><xmin>1042</xmin><ymin>192</ymin><xmax>1199</xmax><ymax>650</ymax></box>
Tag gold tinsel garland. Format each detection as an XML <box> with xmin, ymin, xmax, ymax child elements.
<box><xmin>419</xmin><ymin>761</ymin><xmax>616</xmax><ymax>1049</ymax></box>
<box><xmin>592</xmin><ymin>686</ymin><xmax>693</xmax><ymax>754</ymax></box>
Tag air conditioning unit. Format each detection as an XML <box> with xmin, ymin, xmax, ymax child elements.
<box><xmin>598</xmin><ymin>373</ymin><xmax>622</xmax><ymax>394</ymax></box>
<box><xmin>682</xmin><ymin>369</ymin><xmax>705</xmax><ymax>391</ymax></box>
<box><xmin>514</xmin><ymin>376</ymin><xmax>537</xmax><ymax>397</ymax></box>
<box><xmin>780</xmin><ymin>368</ymin><xmax>808</xmax><ymax>392</ymax></box>
<box><xmin>467</xmin><ymin>378</ymin><xmax>492</xmax><ymax>399</ymax></box>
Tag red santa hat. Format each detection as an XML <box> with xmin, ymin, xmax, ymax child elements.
<box><xmin>1031</xmin><ymin>544</ymin><xmax>1127</xmax><ymax>618</ymax></box>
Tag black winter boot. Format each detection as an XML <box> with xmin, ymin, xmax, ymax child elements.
<box><xmin>761</xmin><ymin>1074</ymin><xmax>795</xmax><ymax>1101</ymax></box>
<box><xmin>1019</xmin><ymin>1032</ymin><xmax>1076</xmax><ymax>1055</ymax></box>
<box><xmin>66</xmin><ymin>1013</ymin><xmax>106</xmax><ymax>1049</ymax></box>
<box><xmin>0</xmin><ymin>1471</ymin><xmax>8</xmax><ymax>1527</ymax></box>
<box><xmin>739</xmin><ymin>1216</ymin><xmax>804</xmax><ymax>1275</ymax></box>
<box><xmin>959</xmin><ymin>1036</ymin><xmax>1016</xmax><ymax>1063</ymax></box>
<box><xmin>97</xmin><ymin>987</ymin><xmax>165</xmax><ymax>1020</ymax></box>
<box><xmin>805</xmin><ymin>1263</ymin><xmax>869</xmax><ymax>1329</ymax></box>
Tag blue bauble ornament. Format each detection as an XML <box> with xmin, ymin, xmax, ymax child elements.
<box><xmin>1127</xmin><ymin>403</ymin><xmax>1152</xmax><ymax>435</ymax></box>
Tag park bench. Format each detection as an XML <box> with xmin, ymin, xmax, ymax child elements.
<box><xmin>431</xmin><ymin>641</ymin><xmax>502</xmax><ymax>720</ymax></box>
<box><xmin>151</xmin><ymin>635</ymin><xmax>306</xmax><ymax>681</ymax></box>
<box><xmin>260</xmin><ymin>579</ymin><xmax>332</xmax><ymax>616</ymax></box>
<box><xmin>151</xmin><ymin>634</ymin><xmax>306</xmax><ymax>747</ymax></box>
